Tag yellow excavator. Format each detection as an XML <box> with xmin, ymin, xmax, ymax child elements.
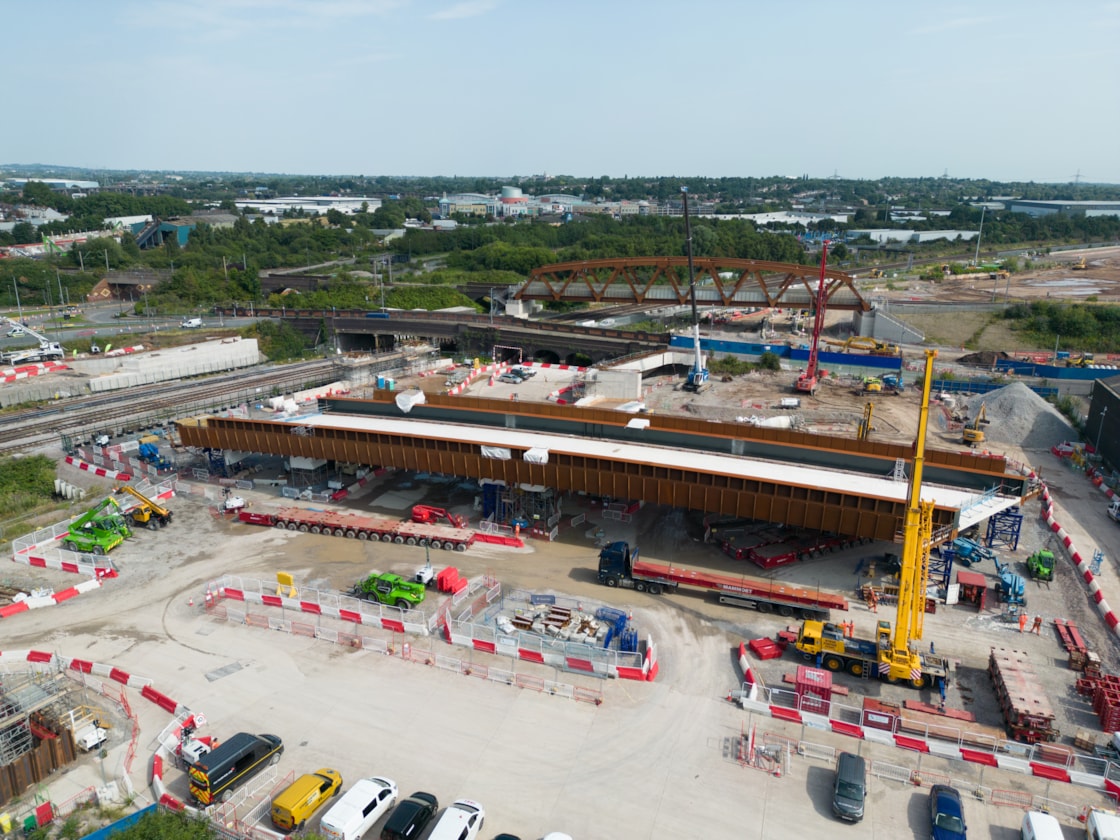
<box><xmin>1072</xmin><ymin>257</ymin><xmax>1088</xmax><ymax>270</ymax></box>
<box><xmin>824</xmin><ymin>336</ymin><xmax>901</xmax><ymax>356</ymax></box>
<box><xmin>962</xmin><ymin>403</ymin><xmax>991</xmax><ymax>446</ymax></box>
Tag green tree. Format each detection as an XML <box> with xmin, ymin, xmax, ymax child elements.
<box><xmin>21</xmin><ymin>180</ymin><xmax>56</xmax><ymax>207</ymax></box>
<box><xmin>371</xmin><ymin>204</ymin><xmax>406</xmax><ymax>228</ymax></box>
<box><xmin>11</xmin><ymin>221</ymin><xmax>37</xmax><ymax>244</ymax></box>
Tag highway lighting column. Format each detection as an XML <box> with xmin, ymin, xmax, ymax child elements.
<box><xmin>1097</xmin><ymin>406</ymin><xmax>1109</xmax><ymax>455</ymax></box>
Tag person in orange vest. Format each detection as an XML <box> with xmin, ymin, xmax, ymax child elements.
<box><xmin>1019</xmin><ymin>613</ymin><xmax>1028</xmax><ymax>633</ymax></box>
<box><xmin>1032</xmin><ymin>615</ymin><xmax>1043</xmax><ymax>634</ymax></box>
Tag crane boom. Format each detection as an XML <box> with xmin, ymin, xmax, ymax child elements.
<box><xmin>2</xmin><ymin>315</ymin><xmax>64</xmax><ymax>363</ymax></box>
<box><xmin>680</xmin><ymin>187</ymin><xmax>709</xmax><ymax>391</ymax></box>
<box><xmin>795</xmin><ymin>241</ymin><xmax>830</xmax><ymax>395</ymax></box>
<box><xmin>886</xmin><ymin>348</ymin><xmax>938</xmax><ymax>681</ymax></box>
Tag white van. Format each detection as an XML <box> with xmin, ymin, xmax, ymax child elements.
<box><xmin>181</xmin><ymin>317</ymin><xmax>202</xmax><ymax>329</ymax></box>
<box><xmin>319</xmin><ymin>776</ymin><xmax>397</xmax><ymax>840</ymax></box>
<box><xmin>1021</xmin><ymin>810</ymin><xmax>1062</xmax><ymax>840</ymax></box>
<box><xmin>427</xmin><ymin>799</ymin><xmax>485</xmax><ymax>840</ymax></box>
<box><xmin>1088</xmin><ymin>809</ymin><xmax>1120</xmax><ymax>840</ymax></box>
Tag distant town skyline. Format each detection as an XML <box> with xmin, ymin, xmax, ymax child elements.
<box><xmin>5</xmin><ymin>1</ymin><xmax>1119</xmax><ymax>183</ymax></box>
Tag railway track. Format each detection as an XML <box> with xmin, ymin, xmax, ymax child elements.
<box><xmin>0</xmin><ymin>359</ymin><xmax>340</xmax><ymax>454</ymax></box>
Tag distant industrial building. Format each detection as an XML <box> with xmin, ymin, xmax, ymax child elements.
<box><xmin>1006</xmin><ymin>200</ymin><xmax>1120</xmax><ymax>218</ymax></box>
<box><xmin>4</xmin><ymin>177</ymin><xmax>100</xmax><ymax>192</ymax></box>
<box><xmin>710</xmin><ymin>211</ymin><xmax>849</xmax><ymax>226</ymax></box>
<box><xmin>233</xmin><ymin>196</ymin><xmax>382</xmax><ymax>215</ymax></box>
<box><xmin>847</xmin><ymin>229</ymin><xmax>979</xmax><ymax>245</ymax></box>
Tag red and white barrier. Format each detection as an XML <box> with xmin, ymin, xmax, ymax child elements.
<box><xmin>0</xmin><ymin>361</ymin><xmax>69</xmax><ymax>383</ymax></box>
<box><xmin>64</xmin><ymin>454</ymin><xmax>132</xmax><ymax>482</ymax></box>
<box><xmin>1036</xmin><ymin>471</ymin><xmax>1120</xmax><ymax>634</ymax></box>
<box><xmin>104</xmin><ymin>345</ymin><xmax>145</xmax><ymax>357</ymax></box>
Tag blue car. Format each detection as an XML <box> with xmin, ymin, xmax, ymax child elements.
<box><xmin>929</xmin><ymin>784</ymin><xmax>967</xmax><ymax>840</ymax></box>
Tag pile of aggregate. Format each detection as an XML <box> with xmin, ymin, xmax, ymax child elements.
<box><xmin>957</xmin><ymin>350</ymin><xmax>1011</xmax><ymax>366</ymax></box>
<box><xmin>964</xmin><ymin>382</ymin><xmax>1076</xmax><ymax>449</ymax></box>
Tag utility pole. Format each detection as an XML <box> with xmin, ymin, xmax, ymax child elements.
<box><xmin>77</xmin><ymin>250</ymin><xmax>85</xmax><ymax>272</ymax></box>
<box><xmin>13</xmin><ymin>279</ymin><xmax>23</xmax><ymax>323</ymax></box>
<box><xmin>103</xmin><ymin>249</ymin><xmax>110</xmax><ymax>272</ymax></box>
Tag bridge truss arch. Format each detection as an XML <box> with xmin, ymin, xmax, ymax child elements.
<box><xmin>518</xmin><ymin>257</ymin><xmax>869</xmax><ymax>311</ymax></box>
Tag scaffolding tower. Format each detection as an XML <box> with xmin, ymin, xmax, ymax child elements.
<box><xmin>986</xmin><ymin>508</ymin><xmax>1023</xmax><ymax>552</ymax></box>
<box><xmin>0</xmin><ymin>671</ymin><xmax>73</xmax><ymax>767</ymax></box>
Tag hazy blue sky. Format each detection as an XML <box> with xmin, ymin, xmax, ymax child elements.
<box><xmin>6</xmin><ymin>0</ymin><xmax>1119</xmax><ymax>181</ymax></box>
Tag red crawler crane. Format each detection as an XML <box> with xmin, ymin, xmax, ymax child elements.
<box><xmin>795</xmin><ymin>240</ymin><xmax>831</xmax><ymax>396</ymax></box>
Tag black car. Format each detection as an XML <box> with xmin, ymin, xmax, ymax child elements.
<box><xmin>381</xmin><ymin>791</ymin><xmax>438</xmax><ymax>840</ymax></box>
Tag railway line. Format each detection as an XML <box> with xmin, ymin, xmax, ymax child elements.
<box><xmin>0</xmin><ymin>359</ymin><xmax>341</xmax><ymax>455</ymax></box>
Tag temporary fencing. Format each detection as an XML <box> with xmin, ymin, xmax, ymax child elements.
<box><xmin>204</xmin><ymin>576</ymin><xmax>608</xmax><ymax>702</ymax></box>
<box><xmin>754</xmin><ymin>724</ymin><xmax>1110</xmax><ymax>825</ymax></box>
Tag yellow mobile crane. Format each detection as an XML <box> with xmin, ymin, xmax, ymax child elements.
<box><xmin>796</xmin><ymin>349</ymin><xmax>947</xmax><ymax>688</ymax></box>
<box><xmin>115</xmin><ymin>485</ymin><xmax>174</xmax><ymax>530</ymax></box>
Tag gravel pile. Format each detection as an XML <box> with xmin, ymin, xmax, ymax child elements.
<box><xmin>964</xmin><ymin>382</ymin><xmax>1075</xmax><ymax>449</ymax></box>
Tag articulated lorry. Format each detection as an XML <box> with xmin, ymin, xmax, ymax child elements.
<box><xmin>596</xmin><ymin>542</ymin><xmax>848</xmax><ymax>620</ymax></box>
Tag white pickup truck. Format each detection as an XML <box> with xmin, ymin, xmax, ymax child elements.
<box><xmin>1109</xmin><ymin>497</ymin><xmax>1120</xmax><ymax>524</ymax></box>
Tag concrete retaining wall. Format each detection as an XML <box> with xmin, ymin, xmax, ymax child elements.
<box><xmin>75</xmin><ymin>338</ymin><xmax>261</xmax><ymax>392</ymax></box>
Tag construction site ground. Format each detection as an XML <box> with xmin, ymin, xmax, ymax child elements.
<box><xmin>7</xmin><ymin>446</ymin><xmax>1120</xmax><ymax>837</ymax></box>
<box><xmin>4</xmin><ymin>246</ymin><xmax>1120</xmax><ymax>836</ymax></box>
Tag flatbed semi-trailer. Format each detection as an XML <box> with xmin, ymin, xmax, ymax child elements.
<box><xmin>597</xmin><ymin>541</ymin><xmax>847</xmax><ymax>620</ymax></box>
<box><xmin>238</xmin><ymin>506</ymin><xmax>475</xmax><ymax>550</ymax></box>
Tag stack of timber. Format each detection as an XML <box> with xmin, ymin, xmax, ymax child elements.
<box><xmin>1053</xmin><ymin>619</ymin><xmax>1097</xmax><ymax>672</ymax></box>
<box><xmin>989</xmin><ymin>647</ymin><xmax>1059</xmax><ymax>744</ymax></box>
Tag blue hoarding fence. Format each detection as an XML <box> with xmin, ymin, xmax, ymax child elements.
<box><xmin>931</xmin><ymin>380</ymin><xmax>1058</xmax><ymax>399</ymax></box>
<box><xmin>670</xmin><ymin>335</ymin><xmax>904</xmax><ymax>371</ymax></box>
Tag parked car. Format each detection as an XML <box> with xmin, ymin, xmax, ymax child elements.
<box><xmin>427</xmin><ymin>799</ymin><xmax>484</xmax><ymax>840</ymax></box>
<box><xmin>511</xmin><ymin>366</ymin><xmax>536</xmax><ymax>378</ymax></box>
<box><xmin>498</xmin><ymin>373</ymin><xmax>523</xmax><ymax>384</ymax></box>
<box><xmin>380</xmin><ymin>791</ymin><xmax>438</xmax><ymax>840</ymax></box>
<box><xmin>929</xmin><ymin>784</ymin><xmax>967</xmax><ymax>840</ymax></box>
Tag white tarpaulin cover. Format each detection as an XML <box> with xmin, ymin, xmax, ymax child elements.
<box><xmin>394</xmin><ymin>389</ymin><xmax>426</xmax><ymax>414</ymax></box>
<box><xmin>481</xmin><ymin>446</ymin><xmax>512</xmax><ymax>460</ymax></box>
<box><xmin>626</xmin><ymin>418</ymin><xmax>651</xmax><ymax>430</ymax></box>
<box><xmin>524</xmin><ymin>447</ymin><xmax>550</xmax><ymax>464</ymax></box>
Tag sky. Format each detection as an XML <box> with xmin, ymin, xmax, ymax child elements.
<box><xmin>5</xmin><ymin>0</ymin><xmax>1120</xmax><ymax>182</ymax></box>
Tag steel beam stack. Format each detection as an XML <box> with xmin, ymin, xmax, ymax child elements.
<box><xmin>989</xmin><ymin>647</ymin><xmax>1058</xmax><ymax>743</ymax></box>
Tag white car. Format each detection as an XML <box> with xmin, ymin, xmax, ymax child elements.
<box><xmin>427</xmin><ymin>798</ymin><xmax>485</xmax><ymax>840</ymax></box>
<box><xmin>319</xmin><ymin>776</ymin><xmax>397</xmax><ymax>840</ymax></box>
<box><xmin>6</xmin><ymin>327</ymin><xmax>25</xmax><ymax>337</ymax></box>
